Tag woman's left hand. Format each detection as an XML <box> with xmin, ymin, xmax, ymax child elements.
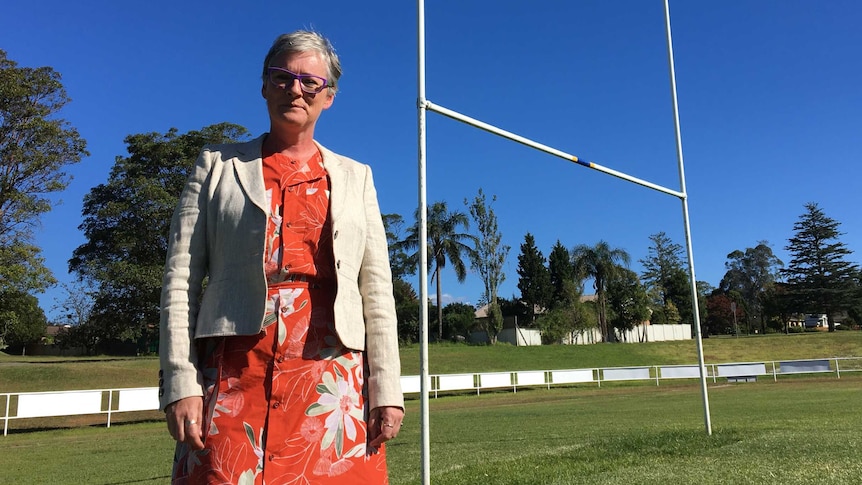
<box><xmin>368</xmin><ymin>406</ymin><xmax>404</xmax><ymax>448</ymax></box>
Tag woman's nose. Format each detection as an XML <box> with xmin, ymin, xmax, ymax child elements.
<box><xmin>286</xmin><ymin>77</ymin><xmax>304</xmax><ymax>95</ymax></box>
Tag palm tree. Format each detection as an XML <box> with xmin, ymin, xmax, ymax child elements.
<box><xmin>572</xmin><ymin>241</ymin><xmax>630</xmax><ymax>342</ymax></box>
<box><xmin>401</xmin><ymin>201</ymin><xmax>477</xmax><ymax>340</ymax></box>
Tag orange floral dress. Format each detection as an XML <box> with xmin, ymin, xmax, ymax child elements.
<box><xmin>171</xmin><ymin>150</ymin><xmax>389</xmax><ymax>484</ymax></box>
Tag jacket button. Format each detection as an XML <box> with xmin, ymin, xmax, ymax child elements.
<box><xmin>336</xmin><ymin>260</ymin><xmax>341</xmax><ymax>269</ymax></box>
<box><xmin>158</xmin><ymin>370</ymin><xmax>163</xmax><ymax>377</ymax></box>
<box><xmin>333</xmin><ymin>230</ymin><xmax>339</xmax><ymax>239</ymax></box>
<box><xmin>158</xmin><ymin>389</ymin><xmax>164</xmax><ymax>397</ymax></box>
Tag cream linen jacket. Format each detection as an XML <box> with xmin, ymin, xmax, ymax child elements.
<box><xmin>158</xmin><ymin>134</ymin><xmax>403</xmax><ymax>412</ymax></box>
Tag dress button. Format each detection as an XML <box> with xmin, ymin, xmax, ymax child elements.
<box><xmin>273</xmin><ymin>402</ymin><xmax>280</xmax><ymax>409</ymax></box>
<box><xmin>277</xmin><ymin>355</ymin><xmax>285</xmax><ymax>363</ymax></box>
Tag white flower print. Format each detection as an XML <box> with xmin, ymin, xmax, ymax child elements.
<box><xmin>305</xmin><ymin>369</ymin><xmax>364</xmax><ymax>458</ymax></box>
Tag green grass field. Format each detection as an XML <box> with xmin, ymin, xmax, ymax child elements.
<box><xmin>3</xmin><ymin>332</ymin><xmax>861</xmax><ymax>392</ymax></box>
<box><xmin>2</xmin><ymin>332</ymin><xmax>861</xmax><ymax>484</ymax></box>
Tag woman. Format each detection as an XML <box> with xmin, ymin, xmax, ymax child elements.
<box><xmin>158</xmin><ymin>30</ymin><xmax>404</xmax><ymax>484</ymax></box>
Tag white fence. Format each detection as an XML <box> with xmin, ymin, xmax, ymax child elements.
<box><xmin>3</xmin><ymin>357</ymin><xmax>860</xmax><ymax>435</ymax></box>
<box><xmin>564</xmin><ymin>324</ymin><xmax>692</xmax><ymax>345</ymax></box>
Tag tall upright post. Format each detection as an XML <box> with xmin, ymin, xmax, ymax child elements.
<box><xmin>663</xmin><ymin>0</ymin><xmax>712</xmax><ymax>436</ymax></box>
<box><xmin>417</xmin><ymin>0</ymin><xmax>432</xmax><ymax>482</ymax></box>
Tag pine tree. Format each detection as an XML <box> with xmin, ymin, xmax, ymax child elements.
<box><xmin>781</xmin><ymin>203</ymin><xmax>858</xmax><ymax>331</ymax></box>
<box><xmin>517</xmin><ymin>233</ymin><xmax>551</xmax><ymax>323</ymax></box>
<box><xmin>548</xmin><ymin>240</ymin><xmax>575</xmax><ymax>308</ymax></box>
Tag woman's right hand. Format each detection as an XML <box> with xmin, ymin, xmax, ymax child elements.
<box><xmin>165</xmin><ymin>396</ymin><xmax>205</xmax><ymax>450</ymax></box>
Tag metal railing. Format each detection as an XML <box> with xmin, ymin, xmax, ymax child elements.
<box><xmin>3</xmin><ymin>357</ymin><xmax>860</xmax><ymax>435</ymax></box>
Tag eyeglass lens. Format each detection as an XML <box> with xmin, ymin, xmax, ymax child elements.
<box><xmin>268</xmin><ymin>67</ymin><xmax>327</xmax><ymax>94</ymax></box>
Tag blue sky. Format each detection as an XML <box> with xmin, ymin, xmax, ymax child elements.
<box><xmin>4</xmin><ymin>0</ymin><xmax>861</xmax><ymax>318</ymax></box>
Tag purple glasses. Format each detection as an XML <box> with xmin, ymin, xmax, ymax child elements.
<box><xmin>267</xmin><ymin>67</ymin><xmax>329</xmax><ymax>94</ymax></box>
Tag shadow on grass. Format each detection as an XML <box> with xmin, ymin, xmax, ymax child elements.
<box><xmin>3</xmin><ymin>417</ymin><xmax>164</xmax><ymax>435</ymax></box>
<box><xmin>102</xmin><ymin>476</ymin><xmax>171</xmax><ymax>485</ymax></box>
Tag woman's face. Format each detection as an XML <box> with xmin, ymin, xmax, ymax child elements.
<box><xmin>262</xmin><ymin>51</ymin><xmax>334</xmax><ymax>134</ymax></box>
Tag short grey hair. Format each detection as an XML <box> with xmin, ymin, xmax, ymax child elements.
<box><xmin>262</xmin><ymin>30</ymin><xmax>342</xmax><ymax>93</ymax></box>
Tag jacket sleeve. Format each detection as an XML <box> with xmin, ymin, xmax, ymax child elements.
<box><xmin>158</xmin><ymin>147</ymin><xmax>212</xmax><ymax>411</ymax></box>
<box><xmin>358</xmin><ymin>166</ymin><xmax>405</xmax><ymax>410</ymax></box>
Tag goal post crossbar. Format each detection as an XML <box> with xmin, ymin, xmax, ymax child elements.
<box><xmin>424</xmin><ymin>99</ymin><xmax>687</xmax><ymax>200</ymax></box>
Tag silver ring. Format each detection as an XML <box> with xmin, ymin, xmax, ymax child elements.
<box><xmin>383</xmin><ymin>423</ymin><xmax>394</xmax><ymax>428</ymax></box>
<box><xmin>185</xmin><ymin>419</ymin><xmax>197</xmax><ymax>426</ymax></box>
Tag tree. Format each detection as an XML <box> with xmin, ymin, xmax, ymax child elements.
<box><xmin>535</xmin><ymin>278</ymin><xmax>588</xmax><ymax>344</ymax></box>
<box><xmin>705</xmin><ymin>293</ymin><xmax>745</xmax><ymax>336</ymax></box>
<box><xmin>465</xmin><ymin>188</ymin><xmax>510</xmax><ymax>342</ymax></box>
<box><xmin>516</xmin><ymin>233</ymin><xmax>551</xmax><ymax>323</ymax></box>
<box><xmin>383</xmin><ymin>213</ymin><xmax>421</xmax><ymax>343</ymax></box>
<box><xmin>0</xmin><ymin>243</ymin><xmax>55</xmax><ymax>294</ymax></box>
<box><xmin>639</xmin><ymin>232</ymin><xmax>683</xmax><ymax>306</ymax></box>
<box><xmin>606</xmin><ymin>268</ymin><xmax>651</xmax><ymax>341</ymax></box>
<box><xmin>50</xmin><ymin>281</ymin><xmax>94</xmax><ymax>328</ymax></box>
<box><xmin>548</xmin><ymin>240</ymin><xmax>576</xmax><ymax>308</ymax></box>
<box><xmin>54</xmin><ymin>319</ymin><xmax>104</xmax><ymax>356</ymax></box>
<box><xmin>0</xmin><ymin>50</ymin><xmax>88</xmax><ymax>294</ymax></box>
<box><xmin>719</xmin><ymin>242</ymin><xmax>783</xmax><ymax>334</ymax></box>
<box><xmin>392</xmin><ymin>278</ymin><xmax>420</xmax><ymax>344</ymax></box>
<box><xmin>0</xmin><ymin>288</ymin><xmax>47</xmax><ymax>352</ymax></box>
<box><xmin>845</xmin><ymin>269</ymin><xmax>862</xmax><ymax>327</ymax></box>
<box><xmin>781</xmin><ymin>203</ymin><xmax>859</xmax><ymax>331</ymax></box>
<box><xmin>400</xmin><ymin>201</ymin><xmax>476</xmax><ymax>340</ymax></box>
<box><xmin>761</xmin><ymin>282</ymin><xmax>793</xmax><ymax>333</ymax></box>
<box><xmin>640</xmin><ymin>232</ymin><xmax>694</xmax><ymax>328</ymax></box>
<box><xmin>696</xmin><ymin>280</ymin><xmax>713</xmax><ymax>329</ymax></box>
<box><xmin>68</xmin><ymin>123</ymin><xmax>249</xmax><ymax>350</ymax></box>
<box><xmin>442</xmin><ymin>302</ymin><xmax>477</xmax><ymax>341</ymax></box>
<box><xmin>573</xmin><ymin>241</ymin><xmax>630</xmax><ymax>342</ymax></box>
<box><xmin>651</xmin><ymin>299</ymin><xmax>681</xmax><ymax>326</ymax></box>
<box><xmin>498</xmin><ymin>295</ymin><xmax>530</xmax><ymax>323</ymax></box>
<box><xmin>382</xmin><ymin>213</ymin><xmax>411</xmax><ymax>281</ymax></box>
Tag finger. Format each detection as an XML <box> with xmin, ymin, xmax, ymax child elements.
<box><xmin>367</xmin><ymin>409</ymin><xmax>382</xmax><ymax>441</ymax></box>
<box><xmin>185</xmin><ymin>420</ymin><xmax>205</xmax><ymax>450</ymax></box>
<box><xmin>169</xmin><ymin>414</ymin><xmax>186</xmax><ymax>443</ymax></box>
<box><xmin>369</xmin><ymin>429</ymin><xmax>396</xmax><ymax>448</ymax></box>
<box><xmin>175</xmin><ymin>420</ymin><xmax>187</xmax><ymax>443</ymax></box>
<box><xmin>369</xmin><ymin>421</ymin><xmax>401</xmax><ymax>447</ymax></box>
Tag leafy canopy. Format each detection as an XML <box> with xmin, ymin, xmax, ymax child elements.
<box><xmin>69</xmin><ymin>123</ymin><xmax>249</xmax><ymax>347</ymax></box>
<box><xmin>0</xmin><ymin>50</ymin><xmax>88</xmax><ymax>294</ymax></box>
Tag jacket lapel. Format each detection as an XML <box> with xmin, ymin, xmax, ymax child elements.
<box><xmin>233</xmin><ymin>135</ymin><xmax>268</xmax><ymax>214</ymax></box>
<box><xmin>317</xmin><ymin>141</ymin><xmax>348</xmax><ymax>222</ymax></box>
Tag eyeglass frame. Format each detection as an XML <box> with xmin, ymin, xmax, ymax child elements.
<box><xmin>266</xmin><ymin>66</ymin><xmax>330</xmax><ymax>94</ymax></box>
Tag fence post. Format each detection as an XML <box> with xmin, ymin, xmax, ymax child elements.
<box><xmin>106</xmin><ymin>390</ymin><xmax>113</xmax><ymax>428</ymax></box>
<box><xmin>3</xmin><ymin>394</ymin><xmax>10</xmax><ymax>436</ymax></box>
